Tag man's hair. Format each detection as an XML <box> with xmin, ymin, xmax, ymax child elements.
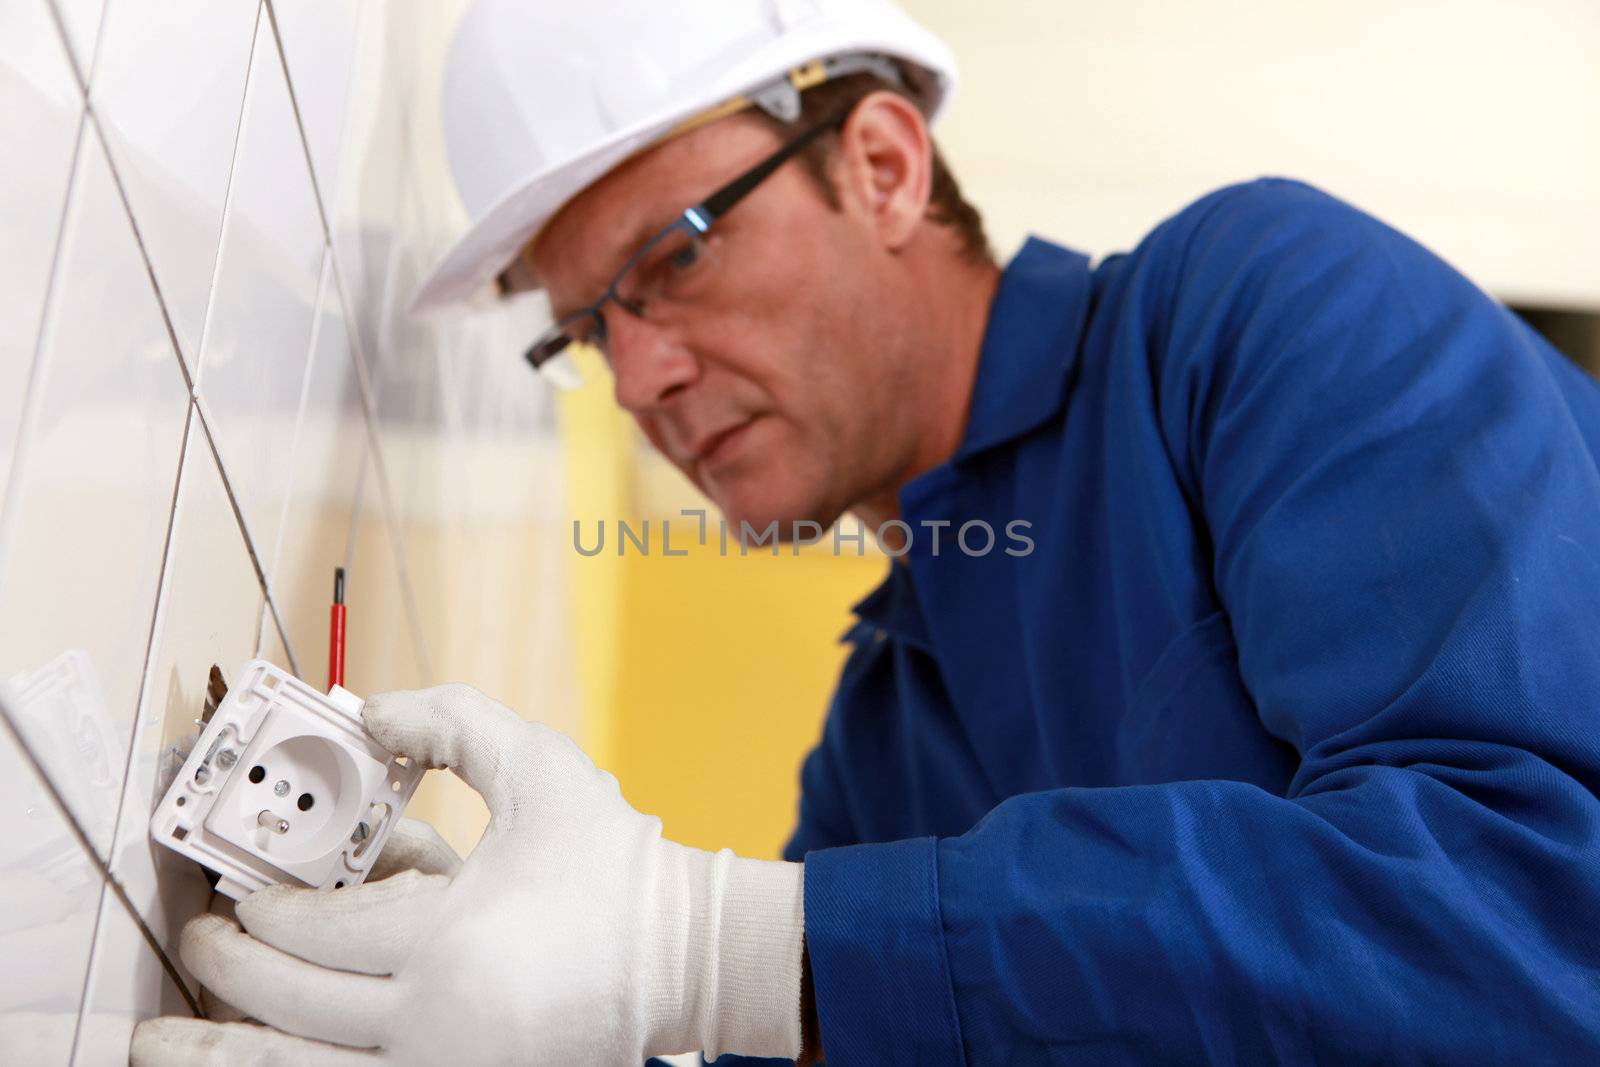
<box><xmin>755</xmin><ymin>69</ymin><xmax>993</xmax><ymax>266</ymax></box>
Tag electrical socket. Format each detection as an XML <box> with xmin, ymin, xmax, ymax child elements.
<box><xmin>150</xmin><ymin>659</ymin><xmax>423</xmax><ymax>900</ymax></box>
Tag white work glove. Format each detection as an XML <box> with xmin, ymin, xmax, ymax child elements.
<box><xmin>130</xmin><ymin>684</ymin><xmax>806</xmax><ymax>1065</ymax></box>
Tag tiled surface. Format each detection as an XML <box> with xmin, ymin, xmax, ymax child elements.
<box><xmin>269</xmin><ymin>261</ymin><xmax>371</xmax><ymax>685</ymax></box>
<box><xmin>90</xmin><ymin>0</ymin><xmax>258</xmax><ymax>369</ymax></box>
<box><xmin>48</xmin><ymin>0</ymin><xmax>105</xmax><ymax>83</ymax></box>
<box><xmin>1</xmin><ymin>1</ymin><xmax>571</xmax><ymax>1059</ymax></box>
<box><xmin>0</xmin><ymin>705</ymin><xmax>103</xmax><ymax>1063</ymax></box>
<box><xmin>69</xmin><ymin>879</ymin><xmax>190</xmax><ymax>1065</ymax></box>
<box><xmin>268</xmin><ymin>0</ymin><xmax>361</xmax><ymax>206</ymax></box>
<box><xmin>73</xmin><ymin>419</ymin><xmax>256</xmax><ymax>1044</ymax></box>
<box><xmin>342</xmin><ymin>448</ymin><xmax>431</xmax><ymax>695</ymax></box>
<box><xmin>0</xmin><ymin>0</ymin><xmax>82</xmax><ymax>513</ymax></box>
<box><xmin>0</xmin><ymin>120</ymin><xmax>189</xmax><ymax>854</ymax></box>
<box><xmin>195</xmin><ymin>8</ymin><xmax>325</xmax><ymax>574</ymax></box>
<box><xmin>325</xmin><ymin>3</ymin><xmax>438</xmax><ymax>359</ymax></box>
<box><xmin>257</xmin><ymin>602</ymin><xmax>294</xmax><ymax>672</ymax></box>
<box><xmin>107</xmin><ymin>418</ymin><xmax>264</xmax><ymax>939</ymax></box>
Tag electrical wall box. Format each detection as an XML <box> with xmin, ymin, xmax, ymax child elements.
<box><xmin>150</xmin><ymin>660</ymin><xmax>424</xmax><ymax>901</ymax></box>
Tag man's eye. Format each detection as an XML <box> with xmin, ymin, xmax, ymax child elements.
<box><xmin>669</xmin><ymin>241</ymin><xmax>701</xmax><ymax>273</ymax></box>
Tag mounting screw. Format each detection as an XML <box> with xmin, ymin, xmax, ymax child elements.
<box><xmin>216</xmin><ymin>749</ymin><xmax>237</xmax><ymax>769</ymax></box>
<box><xmin>273</xmin><ymin>780</ymin><xmax>291</xmax><ymax>797</ymax></box>
<box><xmin>350</xmin><ymin>821</ymin><xmax>370</xmax><ymax>844</ymax></box>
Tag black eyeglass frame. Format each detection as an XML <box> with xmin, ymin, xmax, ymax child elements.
<box><xmin>523</xmin><ymin>104</ymin><xmax>854</xmax><ymax>375</ymax></box>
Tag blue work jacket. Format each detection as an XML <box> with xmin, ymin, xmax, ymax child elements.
<box><xmin>716</xmin><ymin>179</ymin><xmax>1600</xmax><ymax>1065</ymax></box>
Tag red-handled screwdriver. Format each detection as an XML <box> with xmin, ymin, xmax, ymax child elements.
<box><xmin>328</xmin><ymin>567</ymin><xmax>346</xmax><ymax>691</ymax></box>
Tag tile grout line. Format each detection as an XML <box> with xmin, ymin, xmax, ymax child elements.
<box><xmin>0</xmin><ymin>688</ymin><xmax>202</xmax><ymax>1021</ymax></box>
<box><xmin>30</xmin><ymin>0</ymin><xmax>289</xmax><ymax>1045</ymax></box>
<box><xmin>367</xmin><ymin>415</ymin><xmax>437</xmax><ymax>682</ymax></box>
<box><xmin>185</xmin><ymin>0</ymin><xmax>265</xmax><ymax>397</ymax></box>
<box><xmin>363</xmin><ymin>173</ymin><xmax>442</xmax><ymax>683</ymax></box>
<box><xmin>83</xmin><ymin>109</ymin><xmax>196</xmax><ymax>397</ymax></box>
<box><xmin>67</xmin><ymin>0</ymin><xmax>227</xmax><ymax>399</ymax></box>
<box><xmin>190</xmin><ymin>398</ymin><xmax>303</xmax><ymax>682</ymax></box>
<box><xmin>328</xmin><ymin>211</ymin><xmax>387</xmax><ymax>430</ymax></box>
<box><xmin>0</xmin><ymin>102</ymin><xmax>89</xmax><ymax>589</ymax></box>
<box><xmin>264</xmin><ymin>592</ymin><xmax>301</xmax><ymax>680</ymax></box>
<box><xmin>262</xmin><ymin>248</ymin><xmax>333</xmax><ymax>592</ymax></box>
<box><xmin>71</xmin><ymin>99</ymin><xmax>216</xmax><ymax>998</ymax></box>
<box><xmin>38</xmin><ymin>2</ymin><xmax>230</xmax><ymax>1031</ymax></box>
<box><xmin>40</xmin><ymin>0</ymin><xmax>91</xmax><ymax>95</ymax></box>
<box><xmin>66</xmin><ymin>879</ymin><xmax>131</xmax><ymax>1064</ymax></box>
<box><xmin>180</xmin><ymin>0</ymin><xmax>314</xmax><ymax>683</ymax></box>
<box><xmin>1</xmin><ymin>52</ymin><xmax>207</xmax><ymax>1037</ymax></box>
<box><xmin>69</xmin><ymin>0</ymin><xmax>260</xmax><ymax>404</ymax></box>
<box><xmin>251</xmin><ymin>589</ymin><xmax>271</xmax><ymax>659</ymax></box>
<box><xmin>321</xmin><ymin>147</ymin><xmax>439</xmax><ymax>682</ymax></box>
<box><xmin>69</xmin><ymin>401</ymin><xmax>206</xmax><ymax>1061</ymax></box>
<box><xmin>254</xmin><ymin>247</ymin><xmax>341</xmax><ymax>680</ymax></box>
<box><xmin>65</xmin><ymin>880</ymin><xmax>111</xmax><ymax>1063</ymax></box>
<box><xmin>262</xmin><ymin>0</ymin><xmax>338</xmax><ymax>252</ymax></box>
<box><xmin>47</xmin><ymin>3</ymin><xmax>261</xmax><ymax>1029</ymax></box>
<box><xmin>342</xmin><ymin>439</ymin><xmax>369</xmax><ymax>572</ymax></box>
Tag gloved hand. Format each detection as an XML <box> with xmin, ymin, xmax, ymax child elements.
<box><xmin>130</xmin><ymin>684</ymin><xmax>806</xmax><ymax>1065</ymax></box>
<box><xmin>194</xmin><ymin>817</ymin><xmax>466</xmax><ymax>1027</ymax></box>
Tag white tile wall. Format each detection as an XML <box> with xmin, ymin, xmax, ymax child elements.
<box><xmin>0</xmin><ymin>117</ymin><xmax>189</xmax><ymax>854</ymax></box>
<box><xmin>0</xmin><ymin>0</ymin><xmax>82</xmax><ymax>513</ymax></box>
<box><xmin>268</xmin><ymin>260</ymin><xmax>371</xmax><ymax>684</ymax></box>
<box><xmin>0</xmin><ymin>703</ymin><xmax>105</xmax><ymax>1063</ymax></box>
<box><xmin>49</xmin><ymin>0</ymin><xmax>105</xmax><ymax>82</ymax></box>
<box><xmin>195</xmin><ymin>4</ymin><xmax>325</xmax><ymax>575</ymax></box>
<box><xmin>267</xmin><ymin>0</ymin><xmax>360</xmax><ymax>207</ymax></box>
<box><xmin>91</xmin><ymin>0</ymin><xmax>258</xmax><ymax>371</ymax></box>
<box><xmin>0</xmin><ymin>0</ymin><xmax>572</xmax><ymax>1060</ymax></box>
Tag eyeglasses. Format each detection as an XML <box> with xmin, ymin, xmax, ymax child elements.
<box><xmin>523</xmin><ymin>105</ymin><xmax>852</xmax><ymax>389</ymax></box>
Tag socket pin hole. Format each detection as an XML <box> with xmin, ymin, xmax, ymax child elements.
<box><xmin>335</xmin><ymin>881</ymin><xmax>344</xmax><ymax>889</ymax></box>
<box><xmin>175</xmin><ymin>796</ymin><xmax>186</xmax><ymax>807</ymax></box>
<box><xmin>173</xmin><ymin>827</ymin><xmax>188</xmax><ymax>841</ymax></box>
<box><xmin>297</xmin><ymin>792</ymin><xmax>315</xmax><ymax>811</ymax></box>
<box><xmin>391</xmin><ymin>780</ymin><xmax>402</xmax><ymax>792</ymax></box>
<box><xmin>248</xmin><ymin>765</ymin><xmax>265</xmax><ymax>784</ymax></box>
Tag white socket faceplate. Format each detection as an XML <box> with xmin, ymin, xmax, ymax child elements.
<box><xmin>150</xmin><ymin>660</ymin><xmax>424</xmax><ymax>901</ymax></box>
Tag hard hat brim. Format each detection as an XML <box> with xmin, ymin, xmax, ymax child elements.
<box><xmin>409</xmin><ymin>113</ymin><xmax>680</xmax><ymax>315</ymax></box>
<box><xmin>408</xmin><ymin>13</ymin><xmax>958</xmax><ymax>316</ymax></box>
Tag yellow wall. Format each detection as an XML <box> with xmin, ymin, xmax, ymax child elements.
<box><xmin>609</xmin><ymin>544</ymin><xmax>884</xmax><ymax>858</ymax></box>
<box><xmin>560</xmin><ymin>374</ymin><xmax>885</xmax><ymax>859</ymax></box>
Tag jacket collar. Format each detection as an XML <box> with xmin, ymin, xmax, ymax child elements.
<box><xmin>843</xmin><ymin>560</ymin><xmax>933</xmax><ymax>651</ymax></box>
<box><xmin>850</xmin><ymin>238</ymin><xmax>1093</xmax><ymax>630</ymax></box>
<box><xmin>953</xmin><ymin>236</ymin><xmax>1092</xmax><ymax>463</ymax></box>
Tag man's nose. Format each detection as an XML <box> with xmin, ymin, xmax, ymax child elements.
<box><xmin>606</xmin><ymin>311</ymin><xmax>699</xmax><ymax>412</ymax></box>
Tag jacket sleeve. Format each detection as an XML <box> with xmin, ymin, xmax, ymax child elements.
<box><xmin>802</xmin><ymin>181</ymin><xmax>1600</xmax><ymax>1064</ymax></box>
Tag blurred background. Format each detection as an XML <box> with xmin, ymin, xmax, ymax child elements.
<box><xmin>1</xmin><ymin>0</ymin><xmax>1595</xmax><ymax>1059</ymax></box>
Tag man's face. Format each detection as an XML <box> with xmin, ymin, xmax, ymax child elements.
<box><xmin>531</xmin><ymin>114</ymin><xmax>922</xmax><ymax>533</ymax></box>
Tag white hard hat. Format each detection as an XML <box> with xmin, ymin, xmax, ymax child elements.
<box><xmin>410</xmin><ymin>0</ymin><xmax>958</xmax><ymax>314</ymax></box>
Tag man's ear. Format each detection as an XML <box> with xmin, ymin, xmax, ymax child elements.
<box><xmin>833</xmin><ymin>91</ymin><xmax>933</xmax><ymax>252</ymax></box>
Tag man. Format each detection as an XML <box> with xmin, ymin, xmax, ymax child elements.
<box><xmin>135</xmin><ymin>0</ymin><xmax>1600</xmax><ymax>1063</ymax></box>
